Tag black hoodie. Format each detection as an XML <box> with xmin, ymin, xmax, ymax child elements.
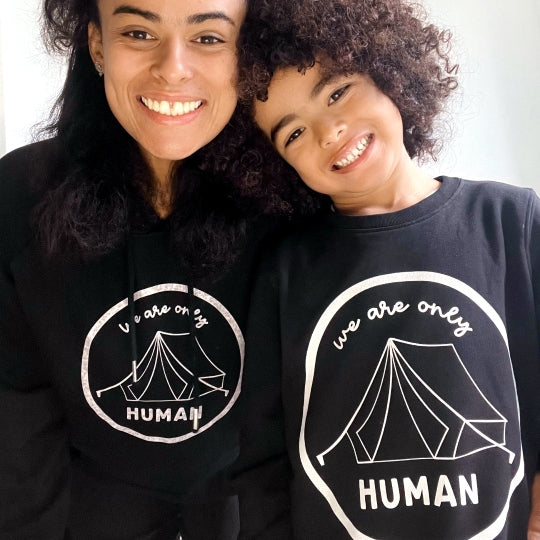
<box><xmin>0</xmin><ymin>140</ymin><xmax>276</xmax><ymax>538</ymax></box>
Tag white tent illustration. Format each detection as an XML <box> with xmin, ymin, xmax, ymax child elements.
<box><xmin>317</xmin><ymin>339</ymin><xmax>514</xmax><ymax>466</ymax></box>
<box><xmin>97</xmin><ymin>331</ymin><xmax>229</xmax><ymax>402</ymax></box>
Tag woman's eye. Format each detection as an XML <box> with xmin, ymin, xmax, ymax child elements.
<box><xmin>195</xmin><ymin>35</ymin><xmax>224</xmax><ymax>44</ymax></box>
<box><xmin>125</xmin><ymin>30</ymin><xmax>154</xmax><ymax>40</ymax></box>
<box><xmin>329</xmin><ymin>85</ymin><xmax>349</xmax><ymax>104</ymax></box>
<box><xmin>285</xmin><ymin>128</ymin><xmax>305</xmax><ymax>147</ymax></box>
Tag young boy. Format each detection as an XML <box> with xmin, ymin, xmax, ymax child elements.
<box><xmin>234</xmin><ymin>0</ymin><xmax>540</xmax><ymax>538</ymax></box>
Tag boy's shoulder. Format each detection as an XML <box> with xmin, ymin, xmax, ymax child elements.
<box><xmin>452</xmin><ymin>177</ymin><xmax>537</xmax><ymax>225</ymax></box>
<box><xmin>456</xmin><ymin>176</ymin><xmax>535</xmax><ymax>203</ymax></box>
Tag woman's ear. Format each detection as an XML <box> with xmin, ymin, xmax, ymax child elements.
<box><xmin>88</xmin><ymin>22</ymin><xmax>104</xmax><ymax>66</ymax></box>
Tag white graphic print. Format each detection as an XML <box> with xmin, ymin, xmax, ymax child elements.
<box><xmin>317</xmin><ymin>339</ymin><xmax>513</xmax><ymax>467</ymax></box>
<box><xmin>82</xmin><ymin>283</ymin><xmax>243</xmax><ymax>443</ymax></box>
<box><xmin>300</xmin><ymin>272</ymin><xmax>523</xmax><ymax>540</ymax></box>
<box><xmin>97</xmin><ymin>332</ymin><xmax>229</xmax><ymax>402</ymax></box>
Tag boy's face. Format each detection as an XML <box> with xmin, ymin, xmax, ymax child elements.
<box><xmin>254</xmin><ymin>63</ymin><xmax>410</xmax><ymax>214</ymax></box>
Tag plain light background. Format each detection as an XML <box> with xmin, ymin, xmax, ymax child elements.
<box><xmin>1</xmin><ymin>0</ymin><xmax>539</xmax><ymax>189</ymax></box>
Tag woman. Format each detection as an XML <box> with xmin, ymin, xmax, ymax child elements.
<box><xmin>0</xmin><ymin>0</ymin><xmax>285</xmax><ymax>538</ymax></box>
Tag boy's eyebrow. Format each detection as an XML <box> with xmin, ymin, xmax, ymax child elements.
<box><xmin>187</xmin><ymin>12</ymin><xmax>236</xmax><ymax>26</ymax></box>
<box><xmin>113</xmin><ymin>6</ymin><xmax>235</xmax><ymax>26</ymax></box>
<box><xmin>270</xmin><ymin>73</ymin><xmax>338</xmax><ymax>144</ymax></box>
<box><xmin>270</xmin><ymin>114</ymin><xmax>296</xmax><ymax>144</ymax></box>
<box><xmin>311</xmin><ymin>73</ymin><xmax>338</xmax><ymax>99</ymax></box>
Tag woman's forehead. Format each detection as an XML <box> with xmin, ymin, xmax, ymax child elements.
<box><xmin>96</xmin><ymin>0</ymin><xmax>247</xmax><ymax>24</ymax></box>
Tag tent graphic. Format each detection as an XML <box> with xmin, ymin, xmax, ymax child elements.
<box><xmin>317</xmin><ymin>339</ymin><xmax>514</xmax><ymax>466</ymax></box>
<box><xmin>96</xmin><ymin>331</ymin><xmax>229</xmax><ymax>402</ymax></box>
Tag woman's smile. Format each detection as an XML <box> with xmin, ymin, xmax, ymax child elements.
<box><xmin>140</xmin><ymin>96</ymin><xmax>203</xmax><ymax>117</ymax></box>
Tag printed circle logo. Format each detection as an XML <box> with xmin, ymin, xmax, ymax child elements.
<box><xmin>82</xmin><ymin>283</ymin><xmax>244</xmax><ymax>443</ymax></box>
<box><xmin>300</xmin><ymin>272</ymin><xmax>523</xmax><ymax>539</ymax></box>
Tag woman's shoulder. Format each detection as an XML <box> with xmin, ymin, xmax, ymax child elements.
<box><xmin>0</xmin><ymin>138</ymin><xmax>58</xmax><ymax>201</ymax></box>
<box><xmin>0</xmin><ymin>139</ymin><xmax>58</xmax><ymax>257</ymax></box>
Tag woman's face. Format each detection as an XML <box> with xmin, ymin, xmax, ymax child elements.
<box><xmin>89</xmin><ymin>0</ymin><xmax>246</xmax><ymax>180</ymax></box>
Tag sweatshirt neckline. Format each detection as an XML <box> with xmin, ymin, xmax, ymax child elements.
<box><xmin>325</xmin><ymin>176</ymin><xmax>461</xmax><ymax>230</ymax></box>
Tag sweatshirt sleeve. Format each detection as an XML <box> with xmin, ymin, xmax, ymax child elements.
<box><xmin>527</xmin><ymin>190</ymin><xmax>540</xmax><ymax>473</ymax></box>
<box><xmin>0</xmin><ymin>259</ymin><xmax>71</xmax><ymax>539</ymax></box>
<box><xmin>0</xmin><ymin>151</ymin><xmax>71</xmax><ymax>539</ymax></box>
<box><xmin>234</xmin><ymin>253</ymin><xmax>293</xmax><ymax>539</ymax></box>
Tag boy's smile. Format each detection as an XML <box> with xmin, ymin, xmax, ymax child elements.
<box><xmin>333</xmin><ymin>133</ymin><xmax>373</xmax><ymax>170</ymax></box>
<box><xmin>254</xmin><ymin>63</ymin><xmax>437</xmax><ymax>215</ymax></box>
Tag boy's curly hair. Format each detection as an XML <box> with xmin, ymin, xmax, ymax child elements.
<box><xmin>229</xmin><ymin>0</ymin><xmax>459</xmax><ymax>212</ymax></box>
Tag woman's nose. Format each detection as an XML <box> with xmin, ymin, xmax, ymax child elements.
<box><xmin>150</xmin><ymin>39</ymin><xmax>194</xmax><ymax>84</ymax></box>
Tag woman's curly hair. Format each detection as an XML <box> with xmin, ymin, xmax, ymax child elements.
<box><xmin>230</xmin><ymin>0</ymin><xmax>459</xmax><ymax>210</ymax></box>
<box><xmin>32</xmin><ymin>0</ymin><xmax>459</xmax><ymax>272</ymax></box>
<box><xmin>33</xmin><ymin>0</ymin><xmax>295</xmax><ymax>277</ymax></box>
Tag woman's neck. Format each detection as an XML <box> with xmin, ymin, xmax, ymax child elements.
<box><xmin>143</xmin><ymin>152</ymin><xmax>179</xmax><ymax>218</ymax></box>
<box><xmin>151</xmin><ymin>182</ymin><xmax>175</xmax><ymax>219</ymax></box>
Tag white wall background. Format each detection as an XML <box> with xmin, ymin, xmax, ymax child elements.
<box><xmin>1</xmin><ymin>1</ymin><xmax>539</xmax><ymax>190</ymax></box>
<box><xmin>420</xmin><ymin>0</ymin><xmax>540</xmax><ymax>188</ymax></box>
<box><xmin>0</xmin><ymin>0</ymin><xmax>67</xmax><ymax>155</ymax></box>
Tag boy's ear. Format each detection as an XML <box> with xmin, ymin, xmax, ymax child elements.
<box><xmin>88</xmin><ymin>22</ymin><xmax>104</xmax><ymax>66</ymax></box>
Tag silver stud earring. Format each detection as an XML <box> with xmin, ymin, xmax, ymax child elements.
<box><xmin>95</xmin><ymin>62</ymin><xmax>104</xmax><ymax>77</ymax></box>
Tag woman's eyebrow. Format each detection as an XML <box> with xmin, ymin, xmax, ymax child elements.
<box><xmin>113</xmin><ymin>5</ymin><xmax>160</xmax><ymax>22</ymax></box>
<box><xmin>112</xmin><ymin>7</ymin><xmax>235</xmax><ymax>26</ymax></box>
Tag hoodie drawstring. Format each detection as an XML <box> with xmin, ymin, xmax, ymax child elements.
<box><xmin>187</xmin><ymin>279</ymin><xmax>201</xmax><ymax>431</ymax></box>
<box><xmin>127</xmin><ymin>233</ymin><xmax>139</xmax><ymax>384</ymax></box>
<box><xmin>126</xmin><ymin>227</ymin><xmax>200</xmax><ymax>432</ymax></box>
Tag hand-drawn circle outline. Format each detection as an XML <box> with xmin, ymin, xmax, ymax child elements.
<box><xmin>81</xmin><ymin>283</ymin><xmax>244</xmax><ymax>443</ymax></box>
<box><xmin>299</xmin><ymin>271</ymin><xmax>523</xmax><ymax>540</ymax></box>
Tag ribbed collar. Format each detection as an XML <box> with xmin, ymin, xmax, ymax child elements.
<box><xmin>324</xmin><ymin>176</ymin><xmax>462</xmax><ymax>231</ymax></box>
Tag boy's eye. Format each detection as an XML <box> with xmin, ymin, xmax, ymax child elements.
<box><xmin>329</xmin><ymin>85</ymin><xmax>350</xmax><ymax>104</ymax></box>
<box><xmin>125</xmin><ymin>30</ymin><xmax>155</xmax><ymax>40</ymax></box>
<box><xmin>285</xmin><ymin>128</ymin><xmax>305</xmax><ymax>147</ymax></box>
<box><xmin>195</xmin><ymin>35</ymin><xmax>224</xmax><ymax>44</ymax></box>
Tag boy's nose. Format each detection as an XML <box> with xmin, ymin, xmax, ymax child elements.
<box><xmin>151</xmin><ymin>39</ymin><xmax>194</xmax><ymax>84</ymax></box>
<box><xmin>319</xmin><ymin>120</ymin><xmax>346</xmax><ymax>148</ymax></box>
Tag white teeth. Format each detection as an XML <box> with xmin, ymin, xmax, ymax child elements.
<box><xmin>159</xmin><ymin>101</ymin><xmax>170</xmax><ymax>115</ymax></box>
<box><xmin>141</xmin><ymin>96</ymin><xmax>203</xmax><ymax>117</ymax></box>
<box><xmin>334</xmin><ymin>134</ymin><xmax>373</xmax><ymax>169</ymax></box>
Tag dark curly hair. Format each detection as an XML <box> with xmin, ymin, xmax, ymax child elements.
<box><xmin>33</xmin><ymin>0</ymin><xmax>295</xmax><ymax>277</ymax></box>
<box><xmin>231</xmin><ymin>0</ymin><xmax>459</xmax><ymax>209</ymax></box>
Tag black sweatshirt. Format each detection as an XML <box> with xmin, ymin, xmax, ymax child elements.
<box><xmin>0</xmin><ymin>141</ymin><xmax>275</xmax><ymax>538</ymax></box>
<box><xmin>237</xmin><ymin>176</ymin><xmax>540</xmax><ymax>539</ymax></box>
